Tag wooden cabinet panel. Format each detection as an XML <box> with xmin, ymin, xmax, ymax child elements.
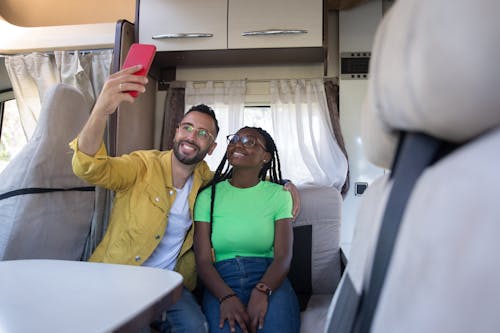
<box><xmin>228</xmin><ymin>0</ymin><xmax>323</xmax><ymax>49</ymax></box>
<box><xmin>139</xmin><ymin>0</ymin><xmax>227</xmax><ymax>51</ymax></box>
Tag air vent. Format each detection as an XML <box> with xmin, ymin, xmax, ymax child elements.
<box><xmin>340</xmin><ymin>52</ymin><xmax>370</xmax><ymax>80</ymax></box>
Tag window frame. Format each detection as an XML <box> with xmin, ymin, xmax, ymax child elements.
<box><xmin>0</xmin><ymin>89</ymin><xmax>23</xmax><ymax>173</ymax></box>
<box><xmin>0</xmin><ymin>89</ymin><xmax>16</xmax><ymax>140</ymax></box>
<box><xmin>0</xmin><ymin>97</ymin><xmax>4</xmax><ymax>139</ymax></box>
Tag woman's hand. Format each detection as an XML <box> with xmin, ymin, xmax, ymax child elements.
<box><xmin>219</xmin><ymin>296</ymin><xmax>250</xmax><ymax>333</ymax></box>
<box><xmin>283</xmin><ymin>181</ymin><xmax>301</xmax><ymax>220</ymax></box>
<box><xmin>247</xmin><ymin>289</ymin><xmax>269</xmax><ymax>333</ymax></box>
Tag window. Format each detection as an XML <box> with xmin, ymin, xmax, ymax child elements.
<box><xmin>243</xmin><ymin>105</ymin><xmax>273</xmax><ymax>137</ymax></box>
<box><xmin>0</xmin><ymin>97</ymin><xmax>27</xmax><ymax>173</ymax></box>
<box><xmin>188</xmin><ymin>78</ymin><xmax>348</xmax><ymax>188</ymax></box>
<box><xmin>205</xmin><ymin>105</ymin><xmax>274</xmax><ymax>171</ymax></box>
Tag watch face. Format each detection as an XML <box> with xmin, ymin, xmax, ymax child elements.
<box><xmin>257</xmin><ymin>283</ymin><xmax>272</xmax><ymax>296</ymax></box>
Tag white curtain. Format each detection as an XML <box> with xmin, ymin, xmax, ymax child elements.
<box><xmin>270</xmin><ymin>79</ymin><xmax>348</xmax><ymax>190</ymax></box>
<box><xmin>185</xmin><ymin>80</ymin><xmax>246</xmax><ymax>170</ymax></box>
<box><xmin>5</xmin><ymin>50</ymin><xmax>113</xmax><ymax>141</ymax></box>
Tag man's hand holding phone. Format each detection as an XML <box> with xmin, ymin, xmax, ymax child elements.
<box><xmin>91</xmin><ymin>43</ymin><xmax>156</xmax><ymax>120</ymax></box>
<box><xmin>120</xmin><ymin>43</ymin><xmax>157</xmax><ymax>97</ymax></box>
<box><xmin>79</xmin><ymin>44</ymin><xmax>156</xmax><ymax>156</ymax></box>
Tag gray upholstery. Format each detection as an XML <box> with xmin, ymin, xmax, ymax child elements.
<box><xmin>325</xmin><ymin>0</ymin><xmax>500</xmax><ymax>332</ymax></box>
<box><xmin>289</xmin><ymin>186</ymin><xmax>342</xmax><ymax>333</ymax></box>
<box><xmin>0</xmin><ymin>84</ymin><xmax>94</xmax><ymax>260</ymax></box>
<box><xmin>373</xmin><ymin>131</ymin><xmax>500</xmax><ymax>332</ymax></box>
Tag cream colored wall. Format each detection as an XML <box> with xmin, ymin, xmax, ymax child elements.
<box><xmin>0</xmin><ymin>0</ymin><xmax>135</xmax><ymax>54</ymax></box>
<box><xmin>0</xmin><ymin>15</ymin><xmax>116</xmax><ymax>54</ymax></box>
<box><xmin>338</xmin><ymin>0</ymin><xmax>384</xmax><ymax>254</ymax></box>
<box><xmin>0</xmin><ymin>0</ymin><xmax>135</xmax><ymax>27</ymax></box>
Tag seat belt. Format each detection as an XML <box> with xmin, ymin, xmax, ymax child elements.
<box><xmin>352</xmin><ymin>132</ymin><xmax>453</xmax><ymax>332</ymax></box>
<box><xmin>327</xmin><ymin>273</ymin><xmax>360</xmax><ymax>333</ymax></box>
<box><xmin>327</xmin><ymin>132</ymin><xmax>458</xmax><ymax>333</ymax></box>
<box><xmin>0</xmin><ymin>187</ymin><xmax>95</xmax><ymax>201</ymax></box>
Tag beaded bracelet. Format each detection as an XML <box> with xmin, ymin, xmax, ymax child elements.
<box><xmin>219</xmin><ymin>293</ymin><xmax>237</xmax><ymax>304</ymax></box>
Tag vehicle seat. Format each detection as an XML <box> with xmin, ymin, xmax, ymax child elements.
<box><xmin>288</xmin><ymin>186</ymin><xmax>342</xmax><ymax>333</ymax></box>
<box><xmin>0</xmin><ymin>84</ymin><xmax>95</xmax><ymax>260</ymax></box>
<box><xmin>325</xmin><ymin>0</ymin><xmax>500</xmax><ymax>332</ymax></box>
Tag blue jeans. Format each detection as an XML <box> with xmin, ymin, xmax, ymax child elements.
<box><xmin>152</xmin><ymin>287</ymin><xmax>208</xmax><ymax>333</ymax></box>
<box><xmin>203</xmin><ymin>257</ymin><xmax>300</xmax><ymax>333</ymax></box>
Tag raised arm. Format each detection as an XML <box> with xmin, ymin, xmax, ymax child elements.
<box><xmin>78</xmin><ymin>65</ymin><xmax>147</xmax><ymax>156</ymax></box>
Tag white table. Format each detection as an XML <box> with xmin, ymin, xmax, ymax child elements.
<box><xmin>0</xmin><ymin>259</ymin><xmax>183</xmax><ymax>333</ymax></box>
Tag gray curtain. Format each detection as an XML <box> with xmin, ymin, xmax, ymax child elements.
<box><xmin>5</xmin><ymin>50</ymin><xmax>112</xmax><ymax>141</ymax></box>
<box><xmin>160</xmin><ymin>83</ymin><xmax>186</xmax><ymax>150</ymax></box>
<box><xmin>324</xmin><ymin>79</ymin><xmax>350</xmax><ymax>196</ymax></box>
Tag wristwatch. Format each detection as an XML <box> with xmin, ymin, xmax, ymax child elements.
<box><xmin>255</xmin><ymin>282</ymin><xmax>273</xmax><ymax>296</ymax></box>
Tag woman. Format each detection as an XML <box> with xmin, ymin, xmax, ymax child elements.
<box><xmin>194</xmin><ymin>126</ymin><xmax>300</xmax><ymax>333</ymax></box>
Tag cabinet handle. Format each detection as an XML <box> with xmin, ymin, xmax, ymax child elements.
<box><xmin>152</xmin><ymin>33</ymin><xmax>213</xmax><ymax>39</ymax></box>
<box><xmin>241</xmin><ymin>29</ymin><xmax>308</xmax><ymax>36</ymax></box>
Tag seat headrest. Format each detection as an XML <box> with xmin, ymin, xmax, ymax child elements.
<box><xmin>362</xmin><ymin>0</ymin><xmax>500</xmax><ymax>168</ymax></box>
<box><xmin>32</xmin><ymin>84</ymin><xmax>90</xmax><ymax>144</ymax></box>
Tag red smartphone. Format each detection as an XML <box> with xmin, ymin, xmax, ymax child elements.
<box><xmin>121</xmin><ymin>43</ymin><xmax>157</xmax><ymax>97</ymax></box>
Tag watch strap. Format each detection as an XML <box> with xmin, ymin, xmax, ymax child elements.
<box><xmin>255</xmin><ymin>282</ymin><xmax>272</xmax><ymax>296</ymax></box>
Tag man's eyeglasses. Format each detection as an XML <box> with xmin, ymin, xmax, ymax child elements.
<box><xmin>226</xmin><ymin>134</ymin><xmax>267</xmax><ymax>150</ymax></box>
<box><xmin>178</xmin><ymin>123</ymin><xmax>215</xmax><ymax>142</ymax></box>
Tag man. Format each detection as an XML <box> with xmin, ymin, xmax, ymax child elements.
<box><xmin>70</xmin><ymin>65</ymin><xmax>215</xmax><ymax>332</ymax></box>
<box><xmin>70</xmin><ymin>65</ymin><xmax>299</xmax><ymax>333</ymax></box>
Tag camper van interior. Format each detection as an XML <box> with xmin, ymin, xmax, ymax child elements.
<box><xmin>1</xmin><ymin>0</ymin><xmax>499</xmax><ymax>332</ymax></box>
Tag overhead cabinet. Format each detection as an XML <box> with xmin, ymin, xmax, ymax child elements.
<box><xmin>139</xmin><ymin>0</ymin><xmax>323</xmax><ymax>52</ymax></box>
<box><xmin>227</xmin><ymin>0</ymin><xmax>323</xmax><ymax>49</ymax></box>
<box><xmin>139</xmin><ymin>0</ymin><xmax>227</xmax><ymax>51</ymax></box>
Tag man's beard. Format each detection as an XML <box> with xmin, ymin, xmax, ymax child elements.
<box><xmin>173</xmin><ymin>139</ymin><xmax>209</xmax><ymax>165</ymax></box>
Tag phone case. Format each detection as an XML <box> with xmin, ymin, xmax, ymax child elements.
<box><xmin>121</xmin><ymin>43</ymin><xmax>157</xmax><ymax>97</ymax></box>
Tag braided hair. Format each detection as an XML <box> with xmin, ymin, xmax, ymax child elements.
<box><xmin>202</xmin><ymin>126</ymin><xmax>284</xmax><ymax>225</ymax></box>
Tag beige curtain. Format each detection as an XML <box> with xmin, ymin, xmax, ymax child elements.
<box><xmin>324</xmin><ymin>79</ymin><xmax>350</xmax><ymax>196</ymax></box>
<box><xmin>160</xmin><ymin>82</ymin><xmax>186</xmax><ymax>150</ymax></box>
<box><xmin>5</xmin><ymin>50</ymin><xmax>113</xmax><ymax>141</ymax></box>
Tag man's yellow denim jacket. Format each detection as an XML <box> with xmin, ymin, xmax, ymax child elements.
<box><xmin>69</xmin><ymin>138</ymin><xmax>213</xmax><ymax>290</ymax></box>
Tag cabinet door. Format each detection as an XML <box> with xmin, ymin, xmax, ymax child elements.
<box><xmin>228</xmin><ymin>0</ymin><xmax>323</xmax><ymax>49</ymax></box>
<box><xmin>139</xmin><ymin>0</ymin><xmax>227</xmax><ymax>51</ymax></box>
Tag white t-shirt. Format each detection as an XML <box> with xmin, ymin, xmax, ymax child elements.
<box><xmin>142</xmin><ymin>176</ymin><xmax>193</xmax><ymax>270</ymax></box>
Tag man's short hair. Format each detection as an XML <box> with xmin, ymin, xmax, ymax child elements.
<box><xmin>185</xmin><ymin>104</ymin><xmax>220</xmax><ymax>136</ymax></box>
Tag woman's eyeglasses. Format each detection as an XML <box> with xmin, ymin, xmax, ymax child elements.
<box><xmin>226</xmin><ymin>134</ymin><xmax>267</xmax><ymax>150</ymax></box>
<box><xmin>178</xmin><ymin>123</ymin><xmax>215</xmax><ymax>142</ymax></box>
